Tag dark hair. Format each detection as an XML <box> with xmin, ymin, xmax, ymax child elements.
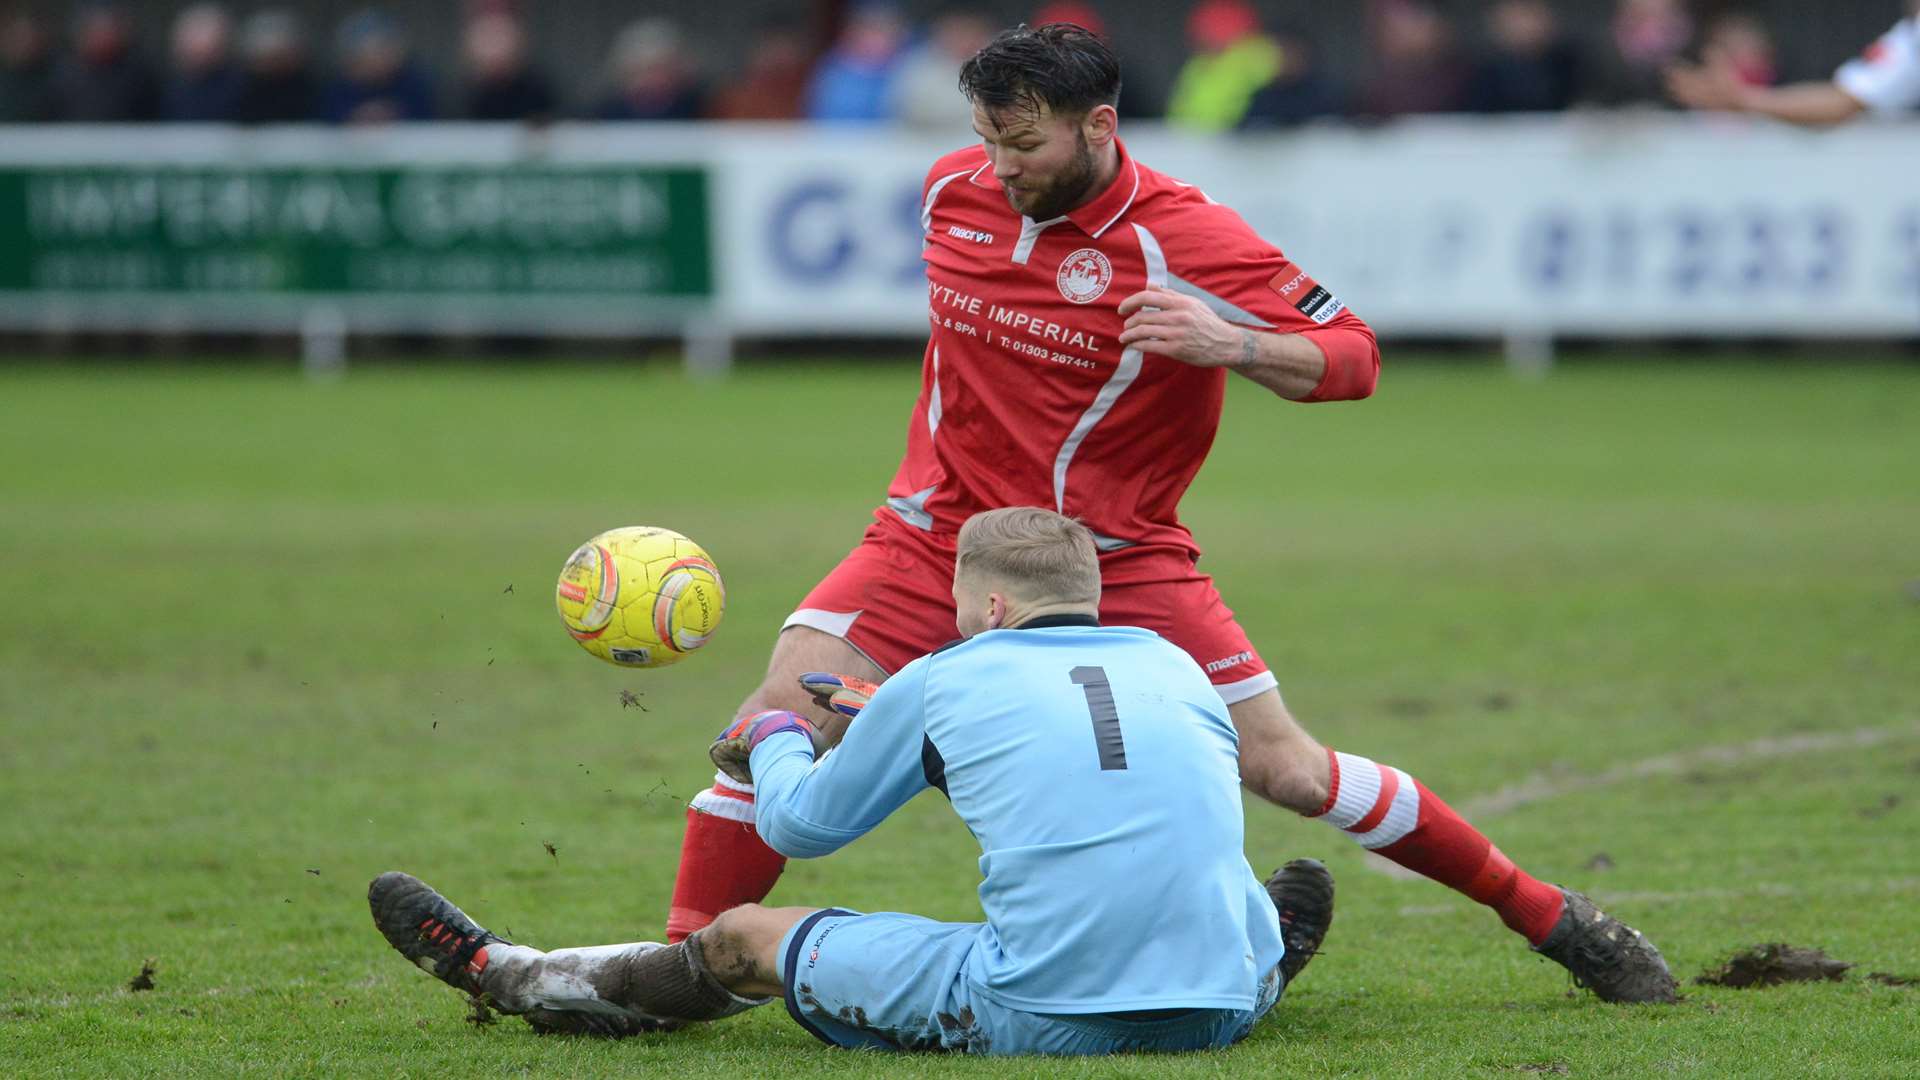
<box><xmin>957</xmin><ymin>22</ymin><xmax>1121</xmax><ymax>123</ymax></box>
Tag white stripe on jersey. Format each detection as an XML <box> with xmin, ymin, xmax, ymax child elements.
<box><xmin>928</xmin><ymin>346</ymin><xmax>942</xmax><ymax>438</ymax></box>
<box><xmin>1012</xmin><ymin>215</ymin><xmax>1065</xmax><ymax>265</ymax></box>
<box><xmin>1168</xmin><ymin>272</ymin><xmax>1276</xmax><ymax>328</ymax></box>
<box><xmin>921</xmin><ymin>168</ymin><xmax>973</xmax><ymax>249</ymax></box>
<box><xmin>1835</xmin><ymin>16</ymin><xmax>1920</xmax><ymax>114</ymax></box>
<box><xmin>1088</xmin><ymin>159</ymin><xmax>1141</xmax><ymax>240</ymax></box>
<box><xmin>1050</xmin><ymin>223</ymin><xmax>1167</xmax><ymax>515</ymax></box>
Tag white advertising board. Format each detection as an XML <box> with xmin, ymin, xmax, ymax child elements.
<box><xmin>714</xmin><ymin>118</ymin><xmax>1920</xmax><ymax>338</ymax></box>
<box><xmin>0</xmin><ymin>118</ymin><xmax>1915</xmax><ymax>348</ymax></box>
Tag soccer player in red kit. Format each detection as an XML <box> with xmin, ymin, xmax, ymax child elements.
<box><xmin>666</xmin><ymin>23</ymin><xmax>1676</xmax><ymax>1004</ymax></box>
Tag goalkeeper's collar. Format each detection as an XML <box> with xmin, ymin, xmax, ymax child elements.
<box><xmin>1008</xmin><ymin>613</ymin><xmax>1100</xmax><ymax>630</ymax></box>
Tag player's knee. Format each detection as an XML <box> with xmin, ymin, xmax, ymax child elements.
<box><xmin>706</xmin><ymin>901</ymin><xmax>763</xmax><ymax>931</ymax></box>
<box><xmin>1241</xmin><ymin>738</ymin><xmax>1330</xmax><ymax>814</ymax></box>
<box><xmin>747</xmin><ymin>626</ymin><xmax>885</xmax><ymax>719</ymax></box>
<box><xmin>736</xmin><ymin>683</ymin><xmax>805</xmax><ymax>721</ymax></box>
<box><xmin>1229</xmin><ymin>694</ymin><xmax>1330</xmax><ymax>813</ymax></box>
<box><xmin>737</xmin><ymin>661</ymin><xmax>822</xmax><ymax>721</ymax></box>
<box><xmin>701</xmin><ymin>905</ymin><xmax>766</xmax><ymax>959</ymax></box>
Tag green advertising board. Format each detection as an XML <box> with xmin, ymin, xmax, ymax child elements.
<box><xmin>0</xmin><ymin>164</ymin><xmax>710</xmax><ymax>307</ymax></box>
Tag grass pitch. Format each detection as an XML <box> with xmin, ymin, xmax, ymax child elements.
<box><xmin>1</xmin><ymin>356</ymin><xmax>1916</xmax><ymax>1077</ymax></box>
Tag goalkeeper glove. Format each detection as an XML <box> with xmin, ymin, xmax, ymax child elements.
<box><xmin>797</xmin><ymin>672</ymin><xmax>878</xmax><ymax>720</ymax></box>
<box><xmin>709</xmin><ymin>709</ymin><xmax>822</xmax><ymax>785</ymax></box>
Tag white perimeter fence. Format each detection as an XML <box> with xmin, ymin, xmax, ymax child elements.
<box><xmin>0</xmin><ymin>117</ymin><xmax>1915</xmax><ymax>373</ymax></box>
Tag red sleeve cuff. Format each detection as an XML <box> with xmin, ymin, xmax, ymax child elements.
<box><xmin>1296</xmin><ymin>326</ymin><xmax>1380</xmax><ymax>402</ymax></box>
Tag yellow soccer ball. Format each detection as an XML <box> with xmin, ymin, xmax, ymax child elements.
<box><xmin>554</xmin><ymin>526</ymin><xmax>725</xmax><ymax>668</ymax></box>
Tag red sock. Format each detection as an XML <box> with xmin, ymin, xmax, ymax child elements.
<box><xmin>664</xmin><ymin>779</ymin><xmax>788</xmax><ymax>943</ymax></box>
<box><xmin>1310</xmin><ymin>748</ymin><xmax>1566</xmax><ymax>945</ymax></box>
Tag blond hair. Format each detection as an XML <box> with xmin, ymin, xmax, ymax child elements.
<box><xmin>954</xmin><ymin>507</ymin><xmax>1100</xmax><ymax>607</ymax></box>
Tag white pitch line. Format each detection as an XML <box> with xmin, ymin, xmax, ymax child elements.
<box><xmin>1353</xmin><ymin>725</ymin><xmax>1920</xmax><ymax>882</ymax></box>
<box><xmin>1459</xmin><ymin>725</ymin><xmax>1920</xmax><ymax>820</ymax></box>
<box><xmin>1396</xmin><ymin>877</ymin><xmax>1920</xmax><ymax>917</ymax></box>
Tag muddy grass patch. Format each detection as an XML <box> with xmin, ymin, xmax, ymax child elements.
<box><xmin>1695</xmin><ymin>944</ymin><xmax>1851</xmax><ymax>988</ymax></box>
<box><xmin>127</xmin><ymin>961</ymin><xmax>157</xmax><ymax>992</ymax></box>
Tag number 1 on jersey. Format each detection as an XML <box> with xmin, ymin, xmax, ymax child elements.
<box><xmin>1070</xmin><ymin>666</ymin><xmax>1129</xmax><ymax>771</ymax></box>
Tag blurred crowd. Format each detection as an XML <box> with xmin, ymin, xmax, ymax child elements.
<box><xmin>0</xmin><ymin>0</ymin><xmax>1805</xmax><ymax>127</ymax></box>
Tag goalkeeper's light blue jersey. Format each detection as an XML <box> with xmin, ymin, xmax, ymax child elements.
<box><xmin>749</xmin><ymin>616</ymin><xmax>1285</xmax><ymax>1014</ymax></box>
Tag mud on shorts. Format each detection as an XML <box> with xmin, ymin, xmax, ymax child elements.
<box><xmin>778</xmin><ymin>908</ymin><xmax>1281</xmax><ymax>1056</ymax></box>
<box><xmin>781</xmin><ymin>515</ymin><xmax>1279</xmax><ymax>705</ymax></box>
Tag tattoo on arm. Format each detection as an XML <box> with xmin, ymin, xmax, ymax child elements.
<box><xmin>1235</xmin><ymin>330</ymin><xmax>1259</xmax><ymax>373</ymax></box>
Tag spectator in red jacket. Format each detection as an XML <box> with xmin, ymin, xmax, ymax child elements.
<box><xmin>50</xmin><ymin>3</ymin><xmax>159</xmax><ymax>121</ymax></box>
<box><xmin>707</xmin><ymin>22</ymin><xmax>815</xmax><ymax>121</ymax></box>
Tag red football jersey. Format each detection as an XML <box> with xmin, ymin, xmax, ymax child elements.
<box><xmin>885</xmin><ymin>138</ymin><xmax>1379</xmax><ymax>555</ymax></box>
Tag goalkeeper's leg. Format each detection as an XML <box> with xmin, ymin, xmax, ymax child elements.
<box><xmin>370</xmin><ymin>871</ymin><xmax>798</xmax><ymax>1036</ymax></box>
<box><xmin>665</xmin><ymin>626</ymin><xmax>885</xmax><ymax>942</ymax></box>
<box><xmin>480</xmin><ymin>912</ymin><xmax>799</xmax><ymax>1029</ymax></box>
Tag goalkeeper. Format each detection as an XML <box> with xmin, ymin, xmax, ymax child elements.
<box><xmin>369</xmin><ymin>508</ymin><xmax>1334</xmax><ymax>1054</ymax></box>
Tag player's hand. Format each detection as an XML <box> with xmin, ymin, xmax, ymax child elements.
<box><xmin>1116</xmin><ymin>288</ymin><xmax>1250</xmax><ymax>369</ymax></box>
<box><xmin>1665</xmin><ymin>48</ymin><xmax>1754</xmax><ymax>112</ymax></box>
<box><xmin>798</xmin><ymin>672</ymin><xmax>878</xmax><ymax>721</ymax></box>
<box><xmin>709</xmin><ymin>710</ymin><xmax>823</xmax><ymax>785</ymax></box>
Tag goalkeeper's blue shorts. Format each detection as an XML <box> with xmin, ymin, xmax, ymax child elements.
<box><xmin>776</xmin><ymin>908</ymin><xmax>1281</xmax><ymax>1056</ymax></box>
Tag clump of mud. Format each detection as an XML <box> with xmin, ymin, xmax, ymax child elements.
<box><xmin>1695</xmin><ymin>944</ymin><xmax>1852</xmax><ymax>988</ymax></box>
<box><xmin>127</xmin><ymin>960</ymin><xmax>157</xmax><ymax>992</ymax></box>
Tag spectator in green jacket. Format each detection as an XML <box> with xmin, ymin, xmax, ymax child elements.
<box><xmin>1166</xmin><ymin>0</ymin><xmax>1280</xmax><ymax>131</ymax></box>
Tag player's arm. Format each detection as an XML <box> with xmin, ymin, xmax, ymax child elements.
<box><xmin>1666</xmin><ymin>55</ymin><xmax>1866</xmax><ymax>126</ymax></box>
<box><xmin>732</xmin><ymin>659</ymin><xmax>933</xmax><ymax>859</ymax></box>
<box><xmin>1669</xmin><ymin>21</ymin><xmax>1920</xmax><ymax>126</ymax></box>
<box><xmin>1116</xmin><ymin>290</ymin><xmax>1367</xmax><ymax>401</ymax></box>
<box><xmin>1116</xmin><ymin>206</ymin><xmax>1378</xmax><ymax>402</ymax></box>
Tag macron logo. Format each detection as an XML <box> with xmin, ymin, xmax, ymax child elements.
<box><xmin>947</xmin><ymin>226</ymin><xmax>995</xmax><ymax>245</ymax></box>
<box><xmin>1205</xmin><ymin>650</ymin><xmax>1254</xmax><ymax>674</ymax></box>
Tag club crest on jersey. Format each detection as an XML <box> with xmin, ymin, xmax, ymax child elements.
<box><xmin>1057</xmin><ymin>248</ymin><xmax>1113</xmax><ymax>304</ymax></box>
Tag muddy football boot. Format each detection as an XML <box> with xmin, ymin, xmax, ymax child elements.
<box><xmin>1535</xmin><ymin>889</ymin><xmax>1678</xmax><ymax>1004</ymax></box>
<box><xmin>1265</xmin><ymin>858</ymin><xmax>1336</xmax><ymax>986</ymax></box>
<box><xmin>508</xmin><ymin>940</ymin><xmax>687</xmax><ymax>1038</ymax></box>
<box><xmin>368</xmin><ymin>871</ymin><xmax>507</xmax><ymax>996</ymax></box>
<box><xmin>522</xmin><ymin>1006</ymin><xmax>679</xmax><ymax>1038</ymax></box>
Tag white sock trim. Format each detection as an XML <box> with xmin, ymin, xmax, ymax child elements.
<box><xmin>1316</xmin><ymin>753</ymin><xmax>1421</xmax><ymax>850</ymax></box>
<box><xmin>689</xmin><ymin>788</ymin><xmax>756</xmax><ymax>824</ymax></box>
<box><xmin>710</xmin><ymin>770</ymin><xmax>755</xmax><ymax>796</ymax></box>
<box><xmin>1321</xmin><ymin>751</ymin><xmax>1382</xmax><ymax>829</ymax></box>
<box><xmin>1353</xmin><ymin>767</ymin><xmax>1419</xmax><ymax>850</ymax></box>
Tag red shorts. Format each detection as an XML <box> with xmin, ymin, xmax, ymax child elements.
<box><xmin>782</xmin><ymin>514</ymin><xmax>1278</xmax><ymax>705</ymax></box>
